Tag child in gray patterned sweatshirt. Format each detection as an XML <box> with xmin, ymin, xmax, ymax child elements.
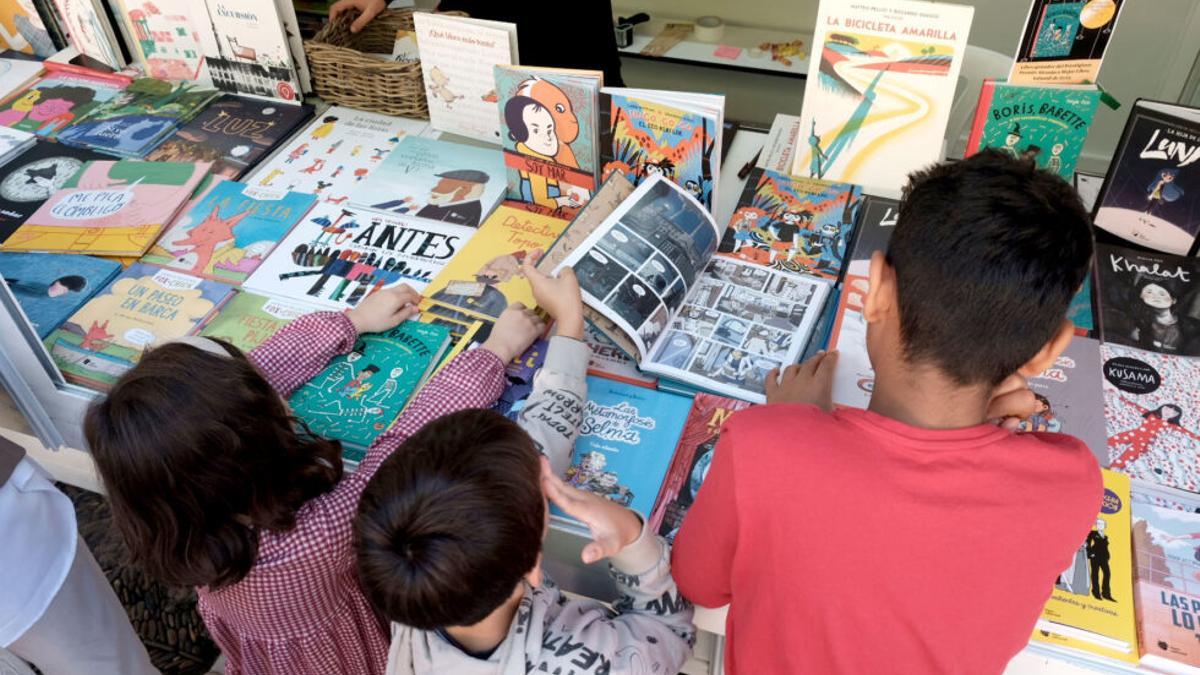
<box><xmin>353</xmin><ymin>263</ymin><xmax>695</xmax><ymax>675</ymax></box>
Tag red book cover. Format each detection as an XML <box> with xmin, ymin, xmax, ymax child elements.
<box><xmin>963</xmin><ymin>78</ymin><xmax>997</xmax><ymax>157</ymax></box>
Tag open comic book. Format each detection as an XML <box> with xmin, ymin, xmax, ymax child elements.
<box><xmin>552</xmin><ymin>174</ymin><xmax>831</xmax><ymax>402</ymax></box>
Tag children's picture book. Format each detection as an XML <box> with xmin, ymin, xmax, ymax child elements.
<box><xmin>1101</xmin><ymin>343</ymin><xmax>1200</xmax><ymax>493</ymax></box>
<box><xmin>147</xmin><ymin>95</ymin><xmax>314</xmax><ymax>178</ymax></box>
<box><xmin>758</xmin><ymin>113</ymin><xmax>802</xmax><ymax>175</ymax></box>
<box><xmin>0</xmin><ymin>0</ymin><xmax>55</xmax><ymax>56</ymax></box>
<box><xmin>0</xmin><ymin>58</ymin><xmax>43</xmax><ymax>102</ymax></box>
<box><xmin>1093</xmin><ymin>244</ymin><xmax>1200</xmax><ymax>358</ymax></box>
<box><xmin>792</xmin><ymin>0</ymin><xmax>973</xmax><ymax>190</ymax></box>
<box><xmin>0</xmin><ymin>68</ymin><xmax>130</xmax><ymax>139</ymax></box>
<box><xmin>412</xmin><ymin>12</ymin><xmax>518</xmax><ymax>143</ymax></box>
<box><xmin>598</xmin><ymin>88</ymin><xmax>724</xmax><ymax>212</ymax></box>
<box><xmin>1075</xmin><ymin>170</ymin><xmax>1104</xmax><ymax>211</ymax></box>
<box><xmin>583</xmin><ymin>323</ymin><xmax>656</xmax><ymax>388</ymax></box>
<box><xmin>0</xmin><ymin>125</ymin><xmax>35</xmax><ymax>167</ymax></box>
<box><xmin>142</xmin><ymin>180</ymin><xmax>317</xmax><ymax>284</ymax></box>
<box><xmin>829</xmin><ymin>271</ymin><xmax>874</xmax><ymax>409</ymax></box>
<box><xmin>0</xmin><ymin>141</ymin><xmax>106</xmax><ymax>242</ymax></box>
<box><xmin>56</xmin><ymin>78</ymin><xmax>220</xmax><ymax>158</ymax></box>
<box><xmin>3</xmin><ymin>160</ymin><xmax>210</xmax><ymax>256</ymax></box>
<box><xmin>491</xmin><ymin>338</ymin><xmax>548</xmax><ymax>420</ymax></box>
<box><xmin>965</xmin><ymin>80</ymin><xmax>1101</xmax><ymax>179</ymax></box>
<box><xmin>113</xmin><ymin>0</ymin><xmax>210</xmax><ymax>82</ymax></box>
<box><xmin>552</xmin><ymin>376</ymin><xmax>691</xmax><ymax>528</ymax></box>
<box><xmin>289</xmin><ymin>321</ymin><xmax>452</xmax><ymax>462</ymax></box>
<box><xmin>1009</xmin><ymin>0</ymin><xmax>1126</xmax><ymax>86</ymax></box>
<box><xmin>1032</xmin><ymin>469</ymin><xmax>1139</xmax><ymax>663</ymax></box>
<box><xmin>50</xmin><ymin>0</ymin><xmax>125</xmax><ymax>69</ymax></box>
<box><xmin>244</xmin><ymin>201</ymin><xmax>477</xmax><ymax>310</ymax></box>
<box><xmin>0</xmin><ymin>251</ymin><xmax>121</xmax><ymax>337</ymax></box>
<box><xmin>495</xmin><ymin>65</ymin><xmax>602</xmax><ymax>218</ymax></box>
<box><xmin>1092</xmin><ymin>101</ymin><xmax>1200</xmax><ymax>256</ymax></box>
<box><xmin>848</xmin><ymin>193</ymin><xmax>899</xmax><ymax>267</ymax></box>
<box><xmin>198</xmin><ymin>289</ymin><xmax>316</xmax><ymax>352</ymax></box>
<box><xmin>273</xmin><ymin>0</ymin><xmax>311</xmax><ymax>95</ymax></box>
<box><xmin>716</xmin><ymin>168</ymin><xmax>862</xmax><ymax>281</ymax></box>
<box><xmin>349</xmin><ymin>136</ymin><xmax>506</xmax><ymax>228</ymax></box>
<box><xmin>648</xmin><ymin>393</ymin><xmax>751</xmax><ymax>543</ymax></box>
<box><xmin>1020</xmin><ymin>335</ymin><xmax>1108</xmax><ymax>466</ymax></box>
<box><xmin>1130</xmin><ymin>483</ymin><xmax>1200</xmax><ymax>671</ymax></box>
<box><xmin>197</xmin><ymin>0</ymin><xmax>302</xmax><ymax>101</ymax></box>
<box><xmin>44</xmin><ymin>263</ymin><xmax>234</xmax><ymax>390</ymax></box>
<box><xmin>245</xmin><ymin>105</ymin><xmax>427</xmax><ymax>207</ymax></box>
<box><xmin>553</xmin><ymin>176</ymin><xmax>831</xmax><ymax>403</ymax></box>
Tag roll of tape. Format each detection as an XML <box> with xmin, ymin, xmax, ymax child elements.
<box><xmin>693</xmin><ymin>15</ymin><xmax>725</xmax><ymax>43</ymax></box>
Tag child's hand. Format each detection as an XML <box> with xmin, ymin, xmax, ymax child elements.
<box><xmin>541</xmin><ymin>458</ymin><xmax>641</xmax><ymax>564</ymax></box>
<box><xmin>523</xmin><ymin>260</ymin><xmax>584</xmax><ymax>339</ymax></box>
<box><xmin>765</xmin><ymin>350</ymin><xmax>838</xmax><ymax>410</ymax></box>
<box><xmin>345</xmin><ymin>285</ymin><xmax>421</xmax><ymax>334</ymax></box>
<box><xmin>987</xmin><ymin>373</ymin><xmax>1037</xmax><ymax>431</ymax></box>
<box><xmin>480</xmin><ymin>302</ymin><xmax>545</xmax><ymax>363</ymax></box>
<box><xmin>329</xmin><ymin>0</ymin><xmax>386</xmax><ymax>33</ymax></box>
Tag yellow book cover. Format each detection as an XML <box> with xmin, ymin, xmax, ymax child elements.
<box><xmin>1031</xmin><ymin>469</ymin><xmax>1139</xmax><ymax>663</ymax></box>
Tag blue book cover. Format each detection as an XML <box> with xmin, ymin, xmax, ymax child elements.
<box><xmin>491</xmin><ymin>338</ymin><xmax>549</xmax><ymax>420</ymax></box>
<box><xmin>0</xmin><ymin>252</ymin><xmax>121</xmax><ymax>337</ymax></box>
<box><xmin>56</xmin><ymin>79</ymin><xmax>219</xmax><ymax>158</ymax></box>
<box><xmin>554</xmin><ymin>376</ymin><xmax>692</xmax><ymax>521</ymax></box>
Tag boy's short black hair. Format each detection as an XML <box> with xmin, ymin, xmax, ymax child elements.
<box><xmin>886</xmin><ymin>150</ymin><xmax>1093</xmax><ymax>386</ymax></box>
<box><xmin>354</xmin><ymin>409</ymin><xmax>544</xmax><ymax>629</ymax></box>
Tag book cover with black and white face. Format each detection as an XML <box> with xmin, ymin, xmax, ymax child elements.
<box><xmin>1095</xmin><ymin>243</ymin><xmax>1200</xmax><ymax>357</ymax></box>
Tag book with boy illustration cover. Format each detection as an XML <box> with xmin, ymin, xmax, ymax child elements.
<box><xmin>1009</xmin><ymin>0</ymin><xmax>1126</xmax><ymax>86</ymax></box>
<box><xmin>244</xmin><ymin>201</ymin><xmax>477</xmax><ymax>311</ymax></box>
<box><xmin>142</xmin><ymin>181</ymin><xmax>316</xmax><ymax>284</ymax></box>
<box><xmin>965</xmin><ymin>80</ymin><xmax>1101</xmax><ymax>179</ymax></box>
<box><xmin>1033</xmin><ymin>469</ymin><xmax>1139</xmax><ymax>662</ymax></box>
<box><xmin>717</xmin><ymin>168</ymin><xmax>862</xmax><ymax>281</ymax></box>
<box><xmin>3</xmin><ymin>160</ymin><xmax>210</xmax><ymax>256</ymax></box>
<box><xmin>0</xmin><ymin>68</ymin><xmax>130</xmax><ymax>139</ymax></box>
<box><xmin>552</xmin><ymin>376</ymin><xmax>691</xmax><ymax>527</ymax></box>
<box><xmin>1022</xmin><ymin>336</ymin><xmax>1108</xmax><ymax>466</ymax></box>
<box><xmin>197</xmin><ymin>0</ymin><xmax>301</xmax><ymax>101</ymax></box>
<box><xmin>56</xmin><ymin>78</ymin><xmax>221</xmax><ymax>158</ymax></box>
<box><xmin>349</xmin><ymin>136</ymin><xmax>507</xmax><ymax>229</ymax></box>
<box><xmin>0</xmin><ymin>59</ymin><xmax>43</xmax><ymax>102</ymax></box>
<box><xmin>1093</xmin><ymin>101</ymin><xmax>1200</xmax><ymax>256</ymax></box>
<box><xmin>199</xmin><ymin>289</ymin><xmax>315</xmax><ymax>353</ymax></box>
<box><xmin>648</xmin><ymin>393</ymin><xmax>751</xmax><ymax>544</ymax></box>
<box><xmin>113</xmin><ymin>0</ymin><xmax>210</xmax><ymax>82</ymax></box>
<box><xmin>246</xmin><ymin>105</ymin><xmax>426</xmax><ymax>207</ymax></box>
<box><xmin>1101</xmin><ymin>343</ymin><xmax>1200</xmax><ymax>494</ymax></box>
<box><xmin>44</xmin><ymin>263</ymin><xmax>234</xmax><ymax>390</ymax></box>
<box><xmin>791</xmin><ymin>0</ymin><xmax>973</xmax><ymax>190</ymax></box>
<box><xmin>1130</xmin><ymin>484</ymin><xmax>1200</xmax><ymax>671</ymax></box>
<box><xmin>0</xmin><ymin>142</ymin><xmax>106</xmax><ymax>242</ymax></box>
<box><xmin>147</xmin><ymin>95</ymin><xmax>314</xmax><ymax>179</ymax></box>
<box><xmin>1093</xmin><ymin>244</ymin><xmax>1200</xmax><ymax>357</ymax></box>
<box><xmin>0</xmin><ymin>251</ymin><xmax>121</xmax><ymax>337</ymax></box>
<box><xmin>288</xmin><ymin>321</ymin><xmax>452</xmax><ymax>463</ymax></box>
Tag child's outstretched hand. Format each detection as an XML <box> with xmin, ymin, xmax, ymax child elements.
<box><xmin>523</xmin><ymin>260</ymin><xmax>584</xmax><ymax>339</ymax></box>
<box><xmin>329</xmin><ymin>0</ymin><xmax>385</xmax><ymax>33</ymax></box>
<box><xmin>765</xmin><ymin>350</ymin><xmax>838</xmax><ymax>410</ymax></box>
<box><xmin>541</xmin><ymin>457</ymin><xmax>641</xmax><ymax>565</ymax></box>
<box><xmin>481</xmin><ymin>302</ymin><xmax>546</xmax><ymax>363</ymax></box>
<box><xmin>345</xmin><ymin>285</ymin><xmax>421</xmax><ymax>334</ymax></box>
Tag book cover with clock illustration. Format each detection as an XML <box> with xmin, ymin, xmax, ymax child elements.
<box><xmin>0</xmin><ymin>141</ymin><xmax>107</xmax><ymax>243</ymax></box>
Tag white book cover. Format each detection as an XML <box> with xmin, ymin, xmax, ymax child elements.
<box><xmin>52</xmin><ymin>0</ymin><xmax>125</xmax><ymax>69</ymax></box>
<box><xmin>115</xmin><ymin>0</ymin><xmax>211</xmax><ymax>83</ymax></box>
<box><xmin>0</xmin><ymin>125</ymin><xmax>35</xmax><ymax>165</ymax></box>
<box><xmin>792</xmin><ymin>0</ymin><xmax>974</xmax><ymax>190</ymax></box>
<box><xmin>273</xmin><ymin>0</ymin><xmax>311</xmax><ymax>93</ymax></box>
<box><xmin>197</xmin><ymin>0</ymin><xmax>302</xmax><ymax>101</ymax></box>
<box><xmin>0</xmin><ymin>58</ymin><xmax>42</xmax><ymax>101</ymax></box>
<box><xmin>413</xmin><ymin>12</ymin><xmax>518</xmax><ymax>144</ymax></box>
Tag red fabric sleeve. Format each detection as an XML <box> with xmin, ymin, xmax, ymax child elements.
<box><xmin>671</xmin><ymin>419</ymin><xmax>740</xmax><ymax>608</ymax></box>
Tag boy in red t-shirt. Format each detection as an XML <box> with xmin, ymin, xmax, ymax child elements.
<box><xmin>673</xmin><ymin>150</ymin><xmax>1104</xmax><ymax>674</ymax></box>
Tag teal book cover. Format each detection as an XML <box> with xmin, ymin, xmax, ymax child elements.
<box><xmin>289</xmin><ymin>321</ymin><xmax>452</xmax><ymax>462</ymax></box>
<box><xmin>0</xmin><ymin>252</ymin><xmax>122</xmax><ymax>337</ymax></box>
<box><xmin>966</xmin><ymin>80</ymin><xmax>1100</xmax><ymax>179</ymax></box>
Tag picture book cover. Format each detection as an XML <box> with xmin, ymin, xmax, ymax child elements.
<box><xmin>247</xmin><ymin>105</ymin><xmax>427</xmax><ymax>207</ymax></box>
<box><xmin>143</xmin><ymin>181</ymin><xmax>317</xmax><ymax>283</ymax></box>
<box><xmin>412</xmin><ymin>12</ymin><xmax>518</xmax><ymax>143</ymax></box>
<box><xmin>758</xmin><ymin>113</ymin><xmax>802</xmax><ymax>175</ymax></box>
<box><xmin>147</xmin><ymin>95</ymin><xmax>314</xmax><ymax>178</ymax></box>
<box><xmin>965</xmin><ymin>80</ymin><xmax>1101</xmax><ymax>179</ymax></box>
<box><xmin>288</xmin><ymin>321</ymin><xmax>452</xmax><ymax>462</ymax></box>
<box><xmin>1019</xmin><ymin>335</ymin><xmax>1108</xmax><ymax>466</ymax></box>
<box><xmin>51</xmin><ymin>0</ymin><xmax>124</xmax><ymax>69</ymax></box>
<box><xmin>0</xmin><ymin>125</ymin><xmax>34</xmax><ymax>163</ymax></box>
<box><xmin>1069</xmin><ymin>274</ymin><xmax>1095</xmax><ymax>336</ymax></box>
<box><xmin>243</xmin><ymin>201</ymin><xmax>476</xmax><ymax>310</ymax></box>
<box><xmin>1093</xmin><ymin>101</ymin><xmax>1200</xmax><ymax>256</ymax></box>
<box><xmin>491</xmin><ymin>338</ymin><xmax>548</xmax><ymax>420</ymax></box>
<box><xmin>717</xmin><ymin>168</ymin><xmax>862</xmax><ymax>281</ymax></box>
<box><xmin>792</xmin><ymin>0</ymin><xmax>973</xmax><ymax>190</ymax></box>
<box><xmin>648</xmin><ymin>393</ymin><xmax>751</xmax><ymax>543</ymax></box>
<box><xmin>199</xmin><ymin>289</ymin><xmax>315</xmax><ymax>353</ymax></box>
<box><xmin>1130</xmin><ymin>485</ymin><xmax>1200</xmax><ymax>670</ymax></box>
<box><xmin>829</xmin><ymin>272</ymin><xmax>873</xmax><ymax>409</ymax></box>
<box><xmin>553</xmin><ymin>376</ymin><xmax>692</xmax><ymax>522</ymax></box>
<box><xmin>44</xmin><ymin>263</ymin><xmax>234</xmax><ymax>389</ymax></box>
<box><xmin>0</xmin><ymin>0</ymin><xmax>55</xmax><ymax>56</ymax></box>
<box><xmin>1094</xmin><ymin>244</ymin><xmax>1200</xmax><ymax>357</ymax></box>
<box><xmin>1101</xmin><ymin>343</ymin><xmax>1200</xmax><ymax>493</ymax></box>
<box><xmin>0</xmin><ymin>142</ymin><xmax>107</xmax><ymax>242</ymax></box>
<box><xmin>848</xmin><ymin>194</ymin><xmax>898</xmax><ymax>268</ymax></box>
<box><xmin>56</xmin><ymin>78</ymin><xmax>221</xmax><ymax>158</ymax></box>
<box><xmin>4</xmin><ymin>160</ymin><xmax>210</xmax><ymax>256</ymax></box>
<box><xmin>197</xmin><ymin>0</ymin><xmax>302</xmax><ymax>101</ymax></box>
<box><xmin>495</xmin><ymin>65</ymin><xmax>601</xmax><ymax>218</ymax></box>
<box><xmin>114</xmin><ymin>0</ymin><xmax>210</xmax><ymax>82</ymax></box>
<box><xmin>349</xmin><ymin>136</ymin><xmax>507</xmax><ymax>228</ymax></box>
<box><xmin>0</xmin><ymin>69</ymin><xmax>129</xmax><ymax>139</ymax></box>
<box><xmin>0</xmin><ymin>251</ymin><xmax>121</xmax><ymax>337</ymax></box>
<box><xmin>1009</xmin><ymin>0</ymin><xmax>1126</xmax><ymax>86</ymax></box>
<box><xmin>1033</xmin><ymin>469</ymin><xmax>1139</xmax><ymax>663</ymax></box>
<box><xmin>0</xmin><ymin>58</ymin><xmax>42</xmax><ymax>101</ymax></box>
<box><xmin>584</xmin><ymin>323</ymin><xmax>656</xmax><ymax>388</ymax></box>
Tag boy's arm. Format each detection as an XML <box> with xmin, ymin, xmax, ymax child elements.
<box><xmin>249</xmin><ymin>312</ymin><xmax>358</xmax><ymax>398</ymax></box>
<box><xmin>516</xmin><ymin>336</ymin><xmax>589</xmax><ymax>476</ymax></box>
<box><xmin>671</xmin><ymin>425</ymin><xmax>740</xmax><ymax>608</ymax></box>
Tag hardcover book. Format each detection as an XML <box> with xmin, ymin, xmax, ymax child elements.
<box><xmin>0</xmin><ymin>68</ymin><xmax>129</xmax><ymax>139</ymax></box>
<box><xmin>0</xmin><ymin>125</ymin><xmax>35</xmax><ymax>167</ymax></box>
<box><xmin>0</xmin><ymin>1</ymin><xmax>54</xmax><ymax>56</ymax></box>
<box><xmin>114</xmin><ymin>0</ymin><xmax>211</xmax><ymax>82</ymax></box>
<box><xmin>56</xmin><ymin>78</ymin><xmax>221</xmax><ymax>158</ymax></box>
<box><xmin>0</xmin><ymin>58</ymin><xmax>43</xmax><ymax>102</ymax></box>
<box><xmin>491</xmin><ymin>338</ymin><xmax>548</xmax><ymax>420</ymax></box>
<box><xmin>0</xmin><ymin>141</ymin><xmax>107</xmax><ymax>242</ymax></box>
<box><xmin>50</xmin><ymin>0</ymin><xmax>125</xmax><ymax>69</ymax></box>
<box><xmin>1009</xmin><ymin>0</ymin><xmax>1126</xmax><ymax>86</ymax></box>
<box><xmin>1130</xmin><ymin>484</ymin><xmax>1200</xmax><ymax>671</ymax></box>
<box><xmin>1093</xmin><ymin>244</ymin><xmax>1200</xmax><ymax>357</ymax></box>
<box><xmin>44</xmin><ymin>263</ymin><xmax>234</xmax><ymax>389</ymax></box>
<box><xmin>848</xmin><ymin>194</ymin><xmax>899</xmax><ymax>267</ymax></box>
<box><xmin>197</xmin><ymin>0</ymin><xmax>302</xmax><ymax>101</ymax></box>
<box><xmin>198</xmin><ymin>289</ymin><xmax>315</xmax><ymax>352</ymax></box>
<box><xmin>0</xmin><ymin>251</ymin><xmax>121</xmax><ymax>337</ymax></box>
<box><xmin>1021</xmin><ymin>335</ymin><xmax>1108</xmax><ymax>466</ymax></box>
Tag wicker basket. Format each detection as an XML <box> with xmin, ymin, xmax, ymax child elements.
<box><xmin>304</xmin><ymin>9</ymin><xmax>464</xmax><ymax>118</ymax></box>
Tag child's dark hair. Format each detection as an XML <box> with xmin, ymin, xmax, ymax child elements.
<box><xmin>354</xmin><ymin>409</ymin><xmax>544</xmax><ymax>629</ymax></box>
<box><xmin>886</xmin><ymin>150</ymin><xmax>1093</xmax><ymax>386</ymax></box>
<box><xmin>84</xmin><ymin>340</ymin><xmax>343</xmax><ymax>589</ymax></box>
